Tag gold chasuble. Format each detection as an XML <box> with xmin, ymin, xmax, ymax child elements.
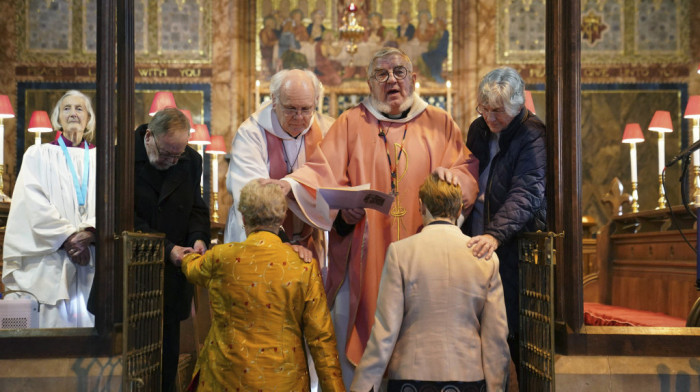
<box><xmin>286</xmin><ymin>95</ymin><xmax>479</xmax><ymax>365</ymax></box>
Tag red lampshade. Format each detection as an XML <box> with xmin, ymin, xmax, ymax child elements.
<box><xmin>684</xmin><ymin>95</ymin><xmax>700</xmax><ymax>119</ymax></box>
<box><xmin>180</xmin><ymin>109</ymin><xmax>196</xmax><ymax>133</ymax></box>
<box><xmin>149</xmin><ymin>91</ymin><xmax>177</xmax><ymax>116</ymax></box>
<box><xmin>524</xmin><ymin>90</ymin><xmax>536</xmax><ymax>115</ymax></box>
<box><xmin>621</xmin><ymin>123</ymin><xmax>644</xmax><ymax>143</ymax></box>
<box><xmin>648</xmin><ymin>110</ymin><xmax>673</xmax><ymax>133</ymax></box>
<box><xmin>0</xmin><ymin>95</ymin><xmax>15</xmax><ymax>119</ymax></box>
<box><xmin>28</xmin><ymin>110</ymin><xmax>53</xmax><ymax>133</ymax></box>
<box><xmin>206</xmin><ymin>135</ymin><xmax>227</xmax><ymax>154</ymax></box>
<box><xmin>189</xmin><ymin>124</ymin><xmax>211</xmax><ymax>145</ymax></box>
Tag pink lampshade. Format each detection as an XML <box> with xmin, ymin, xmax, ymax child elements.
<box><xmin>524</xmin><ymin>90</ymin><xmax>536</xmax><ymax>114</ymax></box>
<box><xmin>621</xmin><ymin>123</ymin><xmax>644</xmax><ymax>143</ymax></box>
<box><xmin>206</xmin><ymin>135</ymin><xmax>227</xmax><ymax>154</ymax></box>
<box><xmin>648</xmin><ymin>110</ymin><xmax>673</xmax><ymax>133</ymax></box>
<box><xmin>189</xmin><ymin>124</ymin><xmax>211</xmax><ymax>145</ymax></box>
<box><xmin>149</xmin><ymin>91</ymin><xmax>177</xmax><ymax>116</ymax></box>
<box><xmin>28</xmin><ymin>111</ymin><xmax>53</xmax><ymax>133</ymax></box>
<box><xmin>684</xmin><ymin>96</ymin><xmax>700</xmax><ymax>119</ymax></box>
<box><xmin>0</xmin><ymin>95</ymin><xmax>15</xmax><ymax>119</ymax></box>
<box><xmin>180</xmin><ymin>109</ymin><xmax>196</xmax><ymax>133</ymax></box>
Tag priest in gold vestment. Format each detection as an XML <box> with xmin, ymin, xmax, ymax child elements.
<box><xmin>181</xmin><ymin>179</ymin><xmax>345</xmax><ymax>391</ymax></box>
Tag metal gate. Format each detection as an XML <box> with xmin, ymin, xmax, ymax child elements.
<box><xmin>122</xmin><ymin>231</ymin><xmax>165</xmax><ymax>392</ymax></box>
<box><xmin>518</xmin><ymin>232</ymin><xmax>561</xmax><ymax>391</ymax></box>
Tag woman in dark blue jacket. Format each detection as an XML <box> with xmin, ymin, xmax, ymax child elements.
<box><xmin>461</xmin><ymin>66</ymin><xmax>547</xmax><ymax>380</ymax></box>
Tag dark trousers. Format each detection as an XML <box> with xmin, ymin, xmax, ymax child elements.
<box><xmin>162</xmin><ymin>313</ymin><xmax>181</xmax><ymax>392</ymax></box>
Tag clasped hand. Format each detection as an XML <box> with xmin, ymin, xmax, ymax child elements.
<box><xmin>63</xmin><ymin>231</ymin><xmax>95</xmax><ymax>266</ymax></box>
<box><xmin>170</xmin><ymin>240</ymin><xmax>207</xmax><ymax>267</ymax></box>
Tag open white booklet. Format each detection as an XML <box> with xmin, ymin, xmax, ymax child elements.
<box><xmin>316</xmin><ymin>183</ymin><xmax>395</xmax><ymax>221</ymax></box>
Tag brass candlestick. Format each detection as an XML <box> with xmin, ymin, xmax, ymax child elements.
<box><xmin>693</xmin><ymin>166</ymin><xmax>700</xmax><ymax>205</ymax></box>
<box><xmin>656</xmin><ymin>174</ymin><xmax>666</xmax><ymax>209</ymax></box>
<box><xmin>211</xmin><ymin>190</ymin><xmax>219</xmax><ymax>223</ymax></box>
<box><xmin>631</xmin><ymin>181</ymin><xmax>639</xmax><ymax>213</ymax></box>
<box><xmin>0</xmin><ymin>164</ymin><xmax>10</xmax><ymax>202</ymax></box>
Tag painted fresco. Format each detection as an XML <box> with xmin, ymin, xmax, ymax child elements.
<box><xmin>255</xmin><ymin>0</ymin><xmax>453</xmax><ymax>86</ymax></box>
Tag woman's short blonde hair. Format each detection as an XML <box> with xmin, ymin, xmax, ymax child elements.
<box><xmin>238</xmin><ymin>179</ymin><xmax>288</xmax><ymax>230</ymax></box>
<box><xmin>418</xmin><ymin>173</ymin><xmax>463</xmax><ymax>219</ymax></box>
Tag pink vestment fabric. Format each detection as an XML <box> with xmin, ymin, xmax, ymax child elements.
<box><xmin>288</xmin><ymin>102</ymin><xmax>479</xmax><ymax>364</ymax></box>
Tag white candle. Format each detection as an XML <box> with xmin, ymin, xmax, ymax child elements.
<box><xmin>255</xmin><ymin>80</ymin><xmax>261</xmax><ymax>110</ymax></box>
<box><xmin>630</xmin><ymin>143</ymin><xmax>638</xmax><ymax>183</ymax></box>
<box><xmin>694</xmin><ymin>122</ymin><xmax>700</xmax><ymax>166</ymax></box>
<box><xmin>0</xmin><ymin>122</ymin><xmax>4</xmax><ymax>165</ymax></box>
<box><xmin>415</xmin><ymin>82</ymin><xmax>420</xmax><ymax>97</ymax></box>
<box><xmin>211</xmin><ymin>155</ymin><xmax>218</xmax><ymax>193</ymax></box>
<box><xmin>657</xmin><ymin>133</ymin><xmax>665</xmax><ymax>175</ymax></box>
<box><xmin>35</xmin><ymin>132</ymin><xmax>41</xmax><ymax>146</ymax></box>
<box><xmin>318</xmin><ymin>82</ymin><xmax>324</xmax><ymax>114</ymax></box>
<box><xmin>445</xmin><ymin>80</ymin><xmax>452</xmax><ymax>115</ymax></box>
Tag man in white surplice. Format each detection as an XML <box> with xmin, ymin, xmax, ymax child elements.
<box><xmin>2</xmin><ymin>90</ymin><xmax>97</xmax><ymax>328</ymax></box>
<box><xmin>224</xmin><ymin>69</ymin><xmax>333</xmax><ymax>262</ymax></box>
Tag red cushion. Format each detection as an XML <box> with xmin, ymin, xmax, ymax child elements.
<box><xmin>583</xmin><ymin>302</ymin><xmax>686</xmax><ymax>327</ymax></box>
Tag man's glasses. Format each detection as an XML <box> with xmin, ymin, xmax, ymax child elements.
<box><xmin>476</xmin><ymin>105</ymin><xmax>507</xmax><ymax>116</ymax></box>
<box><xmin>152</xmin><ymin>134</ymin><xmax>186</xmax><ymax>160</ymax></box>
<box><xmin>372</xmin><ymin>66</ymin><xmax>409</xmax><ymax>83</ymax></box>
<box><xmin>281</xmin><ymin>105</ymin><xmax>314</xmax><ymax>117</ymax></box>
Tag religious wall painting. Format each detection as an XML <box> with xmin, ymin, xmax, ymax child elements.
<box><xmin>497</xmin><ymin>0</ymin><xmax>689</xmax><ymax>65</ymax></box>
<box><xmin>255</xmin><ymin>0</ymin><xmax>453</xmax><ymax>87</ymax></box>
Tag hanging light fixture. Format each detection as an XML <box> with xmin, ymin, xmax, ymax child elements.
<box><xmin>339</xmin><ymin>3</ymin><xmax>365</xmax><ymax>64</ymax></box>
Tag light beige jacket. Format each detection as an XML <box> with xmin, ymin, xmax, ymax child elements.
<box><xmin>350</xmin><ymin>223</ymin><xmax>510</xmax><ymax>392</ymax></box>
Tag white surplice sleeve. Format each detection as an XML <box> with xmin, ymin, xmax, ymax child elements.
<box><xmin>223</xmin><ymin>120</ymin><xmax>270</xmax><ymax>243</ymax></box>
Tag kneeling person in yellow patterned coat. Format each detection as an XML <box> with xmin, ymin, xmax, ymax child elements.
<box><xmin>181</xmin><ymin>179</ymin><xmax>345</xmax><ymax>391</ymax></box>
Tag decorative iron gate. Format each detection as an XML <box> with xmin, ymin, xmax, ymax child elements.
<box><xmin>518</xmin><ymin>231</ymin><xmax>561</xmax><ymax>392</ymax></box>
<box><xmin>122</xmin><ymin>231</ymin><xmax>165</xmax><ymax>392</ymax></box>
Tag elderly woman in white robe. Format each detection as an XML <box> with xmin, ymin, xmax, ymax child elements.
<box><xmin>2</xmin><ymin>90</ymin><xmax>97</xmax><ymax>328</ymax></box>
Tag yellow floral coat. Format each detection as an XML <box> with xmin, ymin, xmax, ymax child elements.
<box><xmin>182</xmin><ymin>231</ymin><xmax>345</xmax><ymax>391</ymax></box>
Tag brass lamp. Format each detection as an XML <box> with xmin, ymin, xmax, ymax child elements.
<box><xmin>0</xmin><ymin>95</ymin><xmax>14</xmax><ymax>202</ymax></box>
<box><xmin>621</xmin><ymin>123</ymin><xmax>645</xmax><ymax>213</ymax></box>
<box><xmin>189</xmin><ymin>124</ymin><xmax>211</xmax><ymax>197</ymax></box>
<box><xmin>647</xmin><ymin>110</ymin><xmax>673</xmax><ymax>209</ymax></box>
<box><xmin>205</xmin><ymin>135</ymin><xmax>226</xmax><ymax>223</ymax></box>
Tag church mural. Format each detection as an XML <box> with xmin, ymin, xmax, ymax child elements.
<box><xmin>255</xmin><ymin>0</ymin><xmax>453</xmax><ymax>86</ymax></box>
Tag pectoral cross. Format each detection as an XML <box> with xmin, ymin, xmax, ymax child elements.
<box><xmin>389</xmin><ymin>142</ymin><xmax>408</xmax><ymax>239</ymax></box>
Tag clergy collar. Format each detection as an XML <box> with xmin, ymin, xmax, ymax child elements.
<box><xmin>381</xmin><ymin>107</ymin><xmax>411</xmax><ymax>119</ymax></box>
<box><xmin>361</xmin><ymin>92</ymin><xmax>429</xmax><ymax>124</ymax></box>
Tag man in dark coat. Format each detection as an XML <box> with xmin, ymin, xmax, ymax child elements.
<box><xmin>134</xmin><ymin>107</ymin><xmax>211</xmax><ymax>392</ymax></box>
<box><xmin>461</xmin><ymin>67</ymin><xmax>546</xmax><ymax>381</ymax></box>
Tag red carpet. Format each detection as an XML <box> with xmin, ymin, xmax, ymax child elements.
<box><xmin>583</xmin><ymin>302</ymin><xmax>686</xmax><ymax>327</ymax></box>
